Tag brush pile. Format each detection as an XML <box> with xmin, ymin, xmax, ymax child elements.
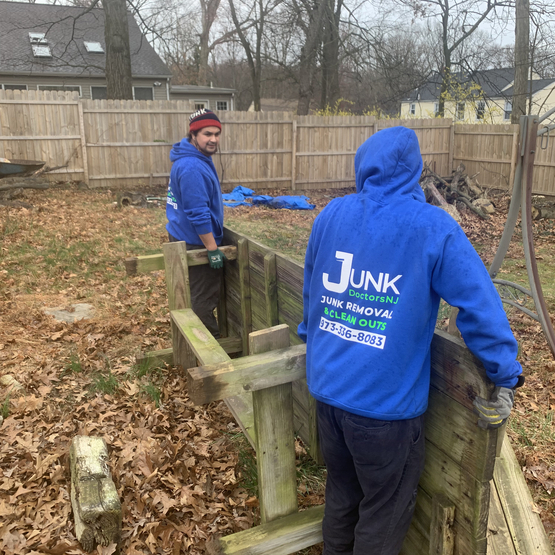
<box><xmin>419</xmin><ymin>162</ymin><xmax>495</xmax><ymax>221</ymax></box>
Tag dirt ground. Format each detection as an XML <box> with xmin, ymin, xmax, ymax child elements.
<box><xmin>1</xmin><ymin>183</ymin><xmax>555</xmax><ymax>554</ymax></box>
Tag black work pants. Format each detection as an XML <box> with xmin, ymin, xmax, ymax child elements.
<box><xmin>168</xmin><ymin>235</ymin><xmax>222</xmax><ymax>338</ymax></box>
<box><xmin>317</xmin><ymin>401</ymin><xmax>426</xmax><ymax>555</ymax></box>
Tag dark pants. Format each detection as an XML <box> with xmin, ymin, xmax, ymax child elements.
<box><xmin>317</xmin><ymin>401</ymin><xmax>426</xmax><ymax>555</ymax></box>
<box><xmin>168</xmin><ymin>235</ymin><xmax>222</xmax><ymax>338</ymax></box>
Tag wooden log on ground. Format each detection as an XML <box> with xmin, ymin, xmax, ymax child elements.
<box><xmin>124</xmin><ymin>245</ymin><xmax>238</xmax><ymax>276</ymax></box>
<box><xmin>69</xmin><ymin>436</ymin><xmax>122</xmax><ymax>552</ymax></box>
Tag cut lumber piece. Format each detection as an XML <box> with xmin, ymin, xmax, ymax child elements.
<box><xmin>135</xmin><ymin>338</ymin><xmax>243</xmax><ymax>370</ymax></box>
<box><xmin>249</xmin><ymin>325</ymin><xmax>298</xmax><ymax>523</ymax></box>
<box><xmin>429</xmin><ymin>494</ymin><xmax>455</xmax><ymax>555</ymax></box>
<box><xmin>69</xmin><ymin>436</ymin><xmax>121</xmax><ymax>552</ymax></box>
<box><xmin>493</xmin><ymin>438</ymin><xmax>553</xmax><ymax>554</ymax></box>
<box><xmin>124</xmin><ymin>245</ymin><xmax>237</xmax><ymax>276</ymax></box>
<box><xmin>187</xmin><ymin>341</ymin><xmax>307</xmax><ymax>405</ymax></box>
<box><xmin>487</xmin><ymin>478</ymin><xmax>517</xmax><ymax>555</ymax></box>
<box><xmin>173</xmin><ymin>308</ymin><xmax>256</xmax><ymax>447</ymax></box>
<box><xmin>208</xmin><ymin>505</ymin><xmax>324</xmax><ymax>555</ymax></box>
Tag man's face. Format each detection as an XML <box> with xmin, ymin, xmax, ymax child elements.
<box><xmin>192</xmin><ymin>126</ymin><xmax>221</xmax><ymax>156</ymax></box>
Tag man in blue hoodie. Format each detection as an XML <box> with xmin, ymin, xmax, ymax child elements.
<box><xmin>298</xmin><ymin>127</ymin><xmax>523</xmax><ymax>555</ymax></box>
<box><xmin>166</xmin><ymin>109</ymin><xmax>225</xmax><ymax>337</ymax></box>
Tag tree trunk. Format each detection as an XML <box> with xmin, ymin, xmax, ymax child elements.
<box><xmin>298</xmin><ymin>1</ymin><xmax>325</xmax><ymax>115</ymax></box>
<box><xmin>512</xmin><ymin>0</ymin><xmax>529</xmax><ymax>123</ymax></box>
<box><xmin>198</xmin><ymin>0</ymin><xmax>221</xmax><ymax>86</ymax></box>
<box><xmin>102</xmin><ymin>0</ymin><xmax>133</xmax><ymax>100</ymax></box>
<box><xmin>320</xmin><ymin>0</ymin><xmax>342</xmax><ymax>110</ymax></box>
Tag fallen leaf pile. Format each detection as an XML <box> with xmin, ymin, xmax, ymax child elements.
<box><xmin>1</xmin><ymin>183</ymin><xmax>555</xmax><ymax>552</ymax></box>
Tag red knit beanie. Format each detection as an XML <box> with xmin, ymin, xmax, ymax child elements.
<box><xmin>189</xmin><ymin>109</ymin><xmax>222</xmax><ymax>132</ymax></box>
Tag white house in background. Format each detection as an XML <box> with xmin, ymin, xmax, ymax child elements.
<box><xmin>0</xmin><ymin>1</ymin><xmax>172</xmax><ymax>100</ymax></box>
<box><xmin>400</xmin><ymin>68</ymin><xmax>555</xmax><ymax>123</ymax></box>
<box><xmin>169</xmin><ymin>84</ymin><xmax>235</xmax><ymax>111</ymax></box>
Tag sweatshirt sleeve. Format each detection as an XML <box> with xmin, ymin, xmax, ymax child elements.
<box><xmin>432</xmin><ymin>225</ymin><xmax>522</xmax><ymax>388</ymax></box>
<box><xmin>175</xmin><ymin>165</ymin><xmax>214</xmax><ymax>237</ymax></box>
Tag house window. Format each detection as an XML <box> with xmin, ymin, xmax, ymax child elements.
<box><xmin>91</xmin><ymin>86</ymin><xmax>107</xmax><ymax>100</ymax></box>
<box><xmin>476</xmin><ymin>100</ymin><xmax>486</xmax><ymax>120</ymax></box>
<box><xmin>194</xmin><ymin>100</ymin><xmax>208</xmax><ymax>111</ymax></box>
<box><xmin>434</xmin><ymin>102</ymin><xmax>439</xmax><ymax>117</ymax></box>
<box><xmin>504</xmin><ymin>101</ymin><xmax>512</xmax><ymax>121</ymax></box>
<box><xmin>216</xmin><ymin>101</ymin><xmax>228</xmax><ymax>111</ymax></box>
<box><xmin>133</xmin><ymin>87</ymin><xmax>153</xmax><ymax>101</ymax></box>
<box><xmin>456</xmin><ymin>102</ymin><xmax>465</xmax><ymax>121</ymax></box>
<box><xmin>2</xmin><ymin>84</ymin><xmax>27</xmax><ymax>91</ymax></box>
<box><xmin>84</xmin><ymin>41</ymin><xmax>104</xmax><ymax>53</ymax></box>
<box><xmin>29</xmin><ymin>32</ymin><xmax>52</xmax><ymax>58</ymax></box>
<box><xmin>409</xmin><ymin>103</ymin><xmax>416</xmax><ymax>115</ymax></box>
<box><xmin>38</xmin><ymin>85</ymin><xmax>81</xmax><ymax>96</ymax></box>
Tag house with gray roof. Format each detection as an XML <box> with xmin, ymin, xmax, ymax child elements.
<box><xmin>0</xmin><ymin>1</ymin><xmax>172</xmax><ymax>100</ymax></box>
<box><xmin>169</xmin><ymin>84</ymin><xmax>236</xmax><ymax>112</ymax></box>
<box><xmin>400</xmin><ymin>68</ymin><xmax>555</xmax><ymax>123</ymax></box>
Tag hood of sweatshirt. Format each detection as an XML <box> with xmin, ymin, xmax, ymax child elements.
<box><xmin>170</xmin><ymin>137</ymin><xmax>212</xmax><ymax>164</ymax></box>
<box><xmin>355</xmin><ymin>126</ymin><xmax>425</xmax><ymax>204</ymax></box>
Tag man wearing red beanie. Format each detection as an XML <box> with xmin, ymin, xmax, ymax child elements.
<box><xmin>166</xmin><ymin>108</ymin><xmax>225</xmax><ymax>337</ymax></box>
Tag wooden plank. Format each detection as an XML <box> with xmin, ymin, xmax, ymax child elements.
<box><xmin>493</xmin><ymin>438</ymin><xmax>553</xmax><ymax>554</ymax></box>
<box><xmin>174</xmin><ymin>308</ymin><xmax>255</xmax><ymax>446</ymax></box>
<box><xmin>238</xmin><ymin>238</ymin><xmax>252</xmax><ymax>355</ymax></box>
<box><xmin>210</xmin><ymin>504</ymin><xmax>324</xmax><ymax>555</ymax></box>
<box><xmin>250</xmin><ymin>325</ymin><xmax>298</xmax><ymax>523</ymax></box>
<box><xmin>135</xmin><ymin>337</ymin><xmax>244</xmax><ymax>369</ymax></box>
<box><xmin>487</xmin><ymin>479</ymin><xmax>517</xmax><ymax>555</ymax></box>
<box><xmin>124</xmin><ymin>245</ymin><xmax>238</xmax><ymax>276</ymax></box>
<box><xmin>429</xmin><ymin>494</ymin><xmax>455</xmax><ymax>555</ymax></box>
<box><xmin>187</xmin><ymin>341</ymin><xmax>307</xmax><ymax>405</ymax></box>
<box><xmin>264</xmin><ymin>253</ymin><xmax>279</xmax><ymax>327</ymax></box>
<box><xmin>426</xmin><ymin>386</ymin><xmax>497</xmax><ymax>482</ymax></box>
<box><xmin>419</xmin><ymin>441</ymin><xmax>490</xmax><ymax>554</ymax></box>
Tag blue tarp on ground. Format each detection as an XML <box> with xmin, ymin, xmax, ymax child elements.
<box><xmin>222</xmin><ymin>186</ymin><xmax>315</xmax><ymax>210</ymax></box>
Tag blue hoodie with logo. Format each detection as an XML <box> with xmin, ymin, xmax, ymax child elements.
<box><xmin>297</xmin><ymin>126</ymin><xmax>522</xmax><ymax>421</ymax></box>
<box><xmin>166</xmin><ymin>138</ymin><xmax>224</xmax><ymax>245</ymax></box>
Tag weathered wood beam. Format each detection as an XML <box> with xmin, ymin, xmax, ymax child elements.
<box><xmin>250</xmin><ymin>325</ymin><xmax>298</xmax><ymax>523</ymax></box>
<box><xmin>124</xmin><ymin>245</ymin><xmax>238</xmax><ymax>276</ymax></box>
<box><xmin>493</xmin><ymin>438</ymin><xmax>553</xmax><ymax>554</ymax></box>
<box><xmin>69</xmin><ymin>436</ymin><xmax>122</xmax><ymax>552</ymax></box>
<box><xmin>429</xmin><ymin>494</ymin><xmax>455</xmax><ymax>555</ymax></box>
<box><xmin>172</xmin><ymin>308</ymin><xmax>255</xmax><ymax>447</ymax></box>
<box><xmin>135</xmin><ymin>337</ymin><xmax>244</xmax><ymax>369</ymax></box>
<box><xmin>187</xmin><ymin>341</ymin><xmax>307</xmax><ymax>405</ymax></box>
<box><xmin>238</xmin><ymin>238</ymin><xmax>252</xmax><ymax>355</ymax></box>
<box><xmin>208</xmin><ymin>504</ymin><xmax>324</xmax><ymax>555</ymax></box>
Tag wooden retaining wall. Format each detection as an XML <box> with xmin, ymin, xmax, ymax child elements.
<box><xmin>221</xmin><ymin>227</ymin><xmax>498</xmax><ymax>554</ymax></box>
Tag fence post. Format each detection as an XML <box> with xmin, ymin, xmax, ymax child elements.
<box><xmin>291</xmin><ymin>119</ymin><xmax>297</xmax><ymax>191</ymax></box>
<box><xmin>509</xmin><ymin>126</ymin><xmax>520</xmax><ymax>190</ymax></box>
<box><xmin>448</xmin><ymin>121</ymin><xmax>455</xmax><ymax>174</ymax></box>
<box><xmin>77</xmin><ymin>100</ymin><xmax>89</xmax><ymax>186</ymax></box>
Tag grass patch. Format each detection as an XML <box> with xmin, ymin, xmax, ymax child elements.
<box><xmin>63</xmin><ymin>353</ymin><xmax>83</xmax><ymax>375</ymax></box>
<box><xmin>90</xmin><ymin>370</ymin><xmax>119</xmax><ymax>395</ymax></box>
<box><xmin>1</xmin><ymin>395</ymin><xmax>10</xmax><ymax>420</ymax></box>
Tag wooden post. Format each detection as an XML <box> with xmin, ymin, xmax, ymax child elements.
<box><xmin>291</xmin><ymin>119</ymin><xmax>297</xmax><ymax>191</ymax></box>
<box><xmin>429</xmin><ymin>494</ymin><xmax>455</xmax><ymax>555</ymax></box>
<box><xmin>264</xmin><ymin>253</ymin><xmax>279</xmax><ymax>327</ymax></box>
<box><xmin>249</xmin><ymin>325</ymin><xmax>298</xmax><ymax>524</ymax></box>
<box><xmin>448</xmin><ymin>121</ymin><xmax>455</xmax><ymax>175</ymax></box>
<box><xmin>77</xmin><ymin>100</ymin><xmax>89</xmax><ymax>186</ymax></box>
<box><xmin>509</xmin><ymin>128</ymin><xmax>520</xmax><ymax>191</ymax></box>
<box><xmin>238</xmin><ymin>238</ymin><xmax>252</xmax><ymax>356</ymax></box>
<box><xmin>163</xmin><ymin>241</ymin><xmax>195</xmax><ymax>370</ymax></box>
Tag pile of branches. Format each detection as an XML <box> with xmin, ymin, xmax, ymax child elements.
<box><xmin>419</xmin><ymin>163</ymin><xmax>494</xmax><ymax>221</ymax></box>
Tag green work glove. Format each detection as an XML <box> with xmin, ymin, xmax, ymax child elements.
<box><xmin>207</xmin><ymin>248</ymin><xmax>227</xmax><ymax>269</ymax></box>
<box><xmin>473</xmin><ymin>386</ymin><xmax>514</xmax><ymax>429</ymax></box>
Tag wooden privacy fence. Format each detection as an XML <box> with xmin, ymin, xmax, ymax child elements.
<box><xmin>125</xmin><ymin>227</ymin><xmax>552</xmax><ymax>554</ymax></box>
<box><xmin>2</xmin><ymin>89</ymin><xmax>555</xmax><ymax>194</ymax></box>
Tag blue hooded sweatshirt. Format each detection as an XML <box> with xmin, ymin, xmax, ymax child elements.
<box><xmin>166</xmin><ymin>138</ymin><xmax>224</xmax><ymax>245</ymax></box>
<box><xmin>297</xmin><ymin>126</ymin><xmax>522</xmax><ymax>421</ymax></box>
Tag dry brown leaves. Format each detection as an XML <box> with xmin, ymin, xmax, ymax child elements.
<box><xmin>1</xmin><ymin>184</ymin><xmax>554</xmax><ymax>552</ymax></box>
